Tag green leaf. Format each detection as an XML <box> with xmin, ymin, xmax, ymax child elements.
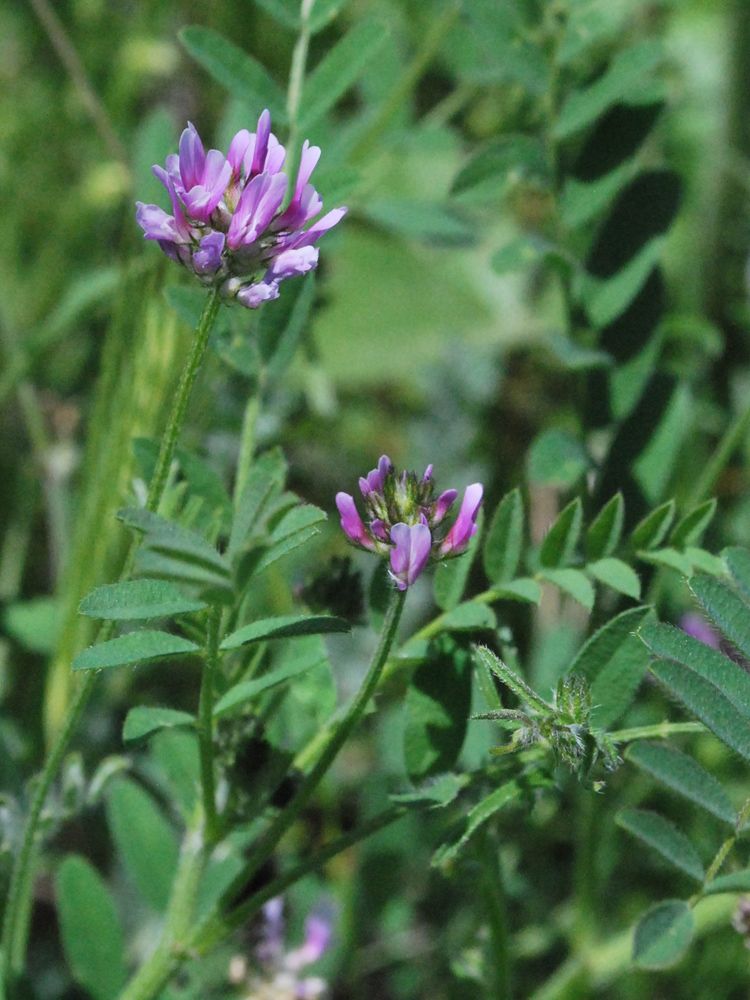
<box><xmin>451</xmin><ymin>134</ymin><xmax>551</xmax><ymax>199</ymax></box>
<box><xmin>135</xmin><ymin>550</ymin><xmax>234</xmax><ymax>600</ymax></box>
<box><xmin>584</xmin><ymin>237</ymin><xmax>665</xmax><ymax>328</ymax></box>
<box><xmin>55</xmin><ymin>856</ymin><xmax>127</xmax><ymax>1000</ymax></box>
<box><xmin>587</xmin><ymin>558</ymin><xmax>641</xmax><ymax>599</ymax></box>
<box><xmin>640</xmin><ymin>622</ymin><xmax>750</xmax><ymax>719</ymax></box>
<box><xmin>266</xmin><ymin>636</ymin><xmax>335</xmax><ymax>747</ymax></box>
<box><xmin>633</xmin><ymin>900</ymin><xmax>694</xmax><ymax>970</ymax></box>
<box><xmin>79</xmin><ymin>580</ymin><xmax>206</xmax><ymax>620</ymax></box>
<box><xmin>685</xmin><ymin>547</ymin><xmax>725</xmax><ymax>576</ymax></box>
<box><xmin>527</xmin><ymin>429</ymin><xmax>588</xmax><ymax>488</ymax></box>
<box><xmin>106</xmin><ymin>780</ymin><xmax>179</xmax><ymax>911</ymax></box>
<box><xmin>538</xmin><ymin>568</ymin><xmax>595</xmax><ymax>610</ymax></box>
<box><xmin>179</xmin><ymin>26</ymin><xmax>286</xmax><ymax>120</ymax></box>
<box><xmin>570</xmin><ymin>606</ymin><xmax>653</xmax><ymax>683</ymax></box>
<box><xmin>670</xmin><ymin>499</ymin><xmax>717</xmax><ymax>548</ymax></box>
<box><xmin>554</xmin><ymin>41</ymin><xmax>664</xmax><ymax>139</ymax></box>
<box><xmin>724</xmin><ymin>547</ymin><xmax>750</xmax><ymax>604</ymax></box>
<box><xmin>254</xmin><ymin>504</ymin><xmax>326</xmax><ymax>573</ymax></box>
<box><xmin>486</xmin><ymin>578</ymin><xmax>542</xmax><ymax>604</ymax></box>
<box><xmin>617</xmin><ymin>808</ymin><xmax>704</xmax><ymax>881</ymax></box>
<box><xmin>630</xmin><ymin>500</ymin><xmax>676</xmax><ymax>550</ymax></box>
<box><xmin>491</xmin><ymin>235</ymin><xmax>555</xmax><ymax>274</ymax></box>
<box><xmin>704</xmin><ymin>870</ymin><xmax>750</xmax><ymax>895</ymax></box>
<box><xmin>690</xmin><ymin>573</ymin><xmax>750</xmax><ymax>659</ymax></box>
<box><xmin>122</xmin><ymin>707</ymin><xmax>195</xmax><ymax>743</ymax></box>
<box><xmin>220</xmin><ymin>614</ymin><xmax>350</xmax><ymax>650</ymax></box>
<box><xmin>117</xmin><ymin>508</ymin><xmax>230</xmax><ymax>574</ymax></box>
<box><xmin>432</xmin><ymin>781</ymin><xmax>522</xmax><ymax>868</ymax></box>
<box><xmin>228</xmin><ymin>466</ymin><xmax>282</xmax><ymax>558</ymax></box>
<box><xmin>590</xmin><ymin>630</ymin><xmax>651</xmax><ymax>728</ymax></box>
<box><xmin>434</xmin><ymin>508</ymin><xmax>484</xmax><ymax>611</ymax></box>
<box><xmin>637</xmin><ymin>547</ymin><xmax>693</xmax><ymax>577</ymax></box>
<box><xmin>626</xmin><ymin>741</ymin><xmax>735</xmax><ymax>824</ymax></box>
<box><xmin>213</xmin><ymin>652</ymin><xmax>325</xmax><ymax>719</ymax></box>
<box><xmin>390</xmin><ymin>772</ymin><xmax>470</xmax><ymax>809</ymax></box>
<box><xmin>586</xmin><ymin>493</ymin><xmax>624</xmax><ymax>560</ymax></box>
<box><xmin>649</xmin><ymin>658</ymin><xmax>750</xmax><ymax>762</ymax></box>
<box><xmin>483</xmin><ymin>488</ymin><xmax>524</xmax><ymax>584</ymax></box>
<box><xmin>437</xmin><ymin>602</ymin><xmax>496</xmax><ymax>633</ymax></box>
<box><xmin>539</xmin><ymin>498</ymin><xmax>583</xmax><ymax>568</ymax></box>
<box><xmin>150</xmin><ymin>730</ymin><xmax>201</xmax><ymax>821</ymax></box>
<box><xmin>404</xmin><ymin>637</ymin><xmax>472</xmax><ymax>782</ymax></box>
<box><xmin>298</xmin><ymin>20</ymin><xmax>389</xmax><ymax>131</ymax></box>
<box><xmin>72</xmin><ymin>631</ymin><xmax>200</xmax><ymax>671</ymax></box>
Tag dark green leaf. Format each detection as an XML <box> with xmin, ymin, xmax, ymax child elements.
<box><xmin>220</xmin><ymin>614</ymin><xmax>350</xmax><ymax>649</ymax></box>
<box><xmin>3</xmin><ymin>597</ymin><xmax>60</xmax><ymax>654</ymax></box>
<box><xmin>527</xmin><ymin>430</ymin><xmax>588</xmax><ymax>488</ymax></box>
<box><xmin>179</xmin><ymin>26</ymin><xmax>286</xmax><ymax>120</ymax></box>
<box><xmin>539</xmin><ymin>498</ymin><xmax>583</xmax><ymax>568</ymax></box>
<box><xmin>451</xmin><ymin>134</ymin><xmax>551</xmax><ymax>199</ymax></box>
<box><xmin>135</xmin><ymin>550</ymin><xmax>234</xmax><ymax>600</ymax></box>
<box><xmin>724</xmin><ymin>547</ymin><xmax>750</xmax><ymax>605</ymax></box>
<box><xmin>538</xmin><ymin>568</ymin><xmax>595</xmax><ymax>610</ymax></box>
<box><xmin>617</xmin><ymin>808</ymin><xmax>704</xmax><ymax>881</ymax></box>
<box><xmin>690</xmin><ymin>574</ymin><xmax>750</xmax><ymax>660</ymax></box>
<box><xmin>55</xmin><ymin>856</ymin><xmax>127</xmax><ymax>1000</ymax></box>
<box><xmin>554</xmin><ymin>41</ymin><xmax>664</xmax><ymax>139</ymax></box>
<box><xmin>649</xmin><ymin>658</ymin><xmax>750</xmax><ymax>761</ymax></box>
<box><xmin>630</xmin><ymin>500</ymin><xmax>676</xmax><ymax>550</ymax></box>
<box><xmin>633</xmin><ymin>900</ymin><xmax>694</xmax><ymax>970</ymax></box>
<box><xmin>640</xmin><ymin>622</ymin><xmax>750</xmax><ymax>719</ymax></box>
<box><xmin>570</xmin><ymin>606</ymin><xmax>653</xmax><ymax>683</ymax></box>
<box><xmin>79</xmin><ymin>580</ymin><xmax>206</xmax><ymax>620</ymax></box>
<box><xmin>626</xmin><ymin>741</ymin><xmax>735</xmax><ymax>824</ymax></box>
<box><xmin>106</xmin><ymin>780</ymin><xmax>179</xmax><ymax>911</ymax></box>
<box><xmin>434</xmin><ymin>508</ymin><xmax>484</xmax><ymax>611</ymax></box>
<box><xmin>298</xmin><ymin>20</ymin><xmax>389</xmax><ymax>131</ymax></box>
<box><xmin>670</xmin><ymin>499</ymin><xmax>717</xmax><ymax>548</ymax></box>
<box><xmin>122</xmin><ymin>707</ymin><xmax>196</xmax><ymax>743</ymax></box>
<box><xmin>117</xmin><ymin>508</ymin><xmax>230</xmax><ymax>574</ymax></box>
<box><xmin>72</xmin><ymin>631</ymin><xmax>200</xmax><ymax>671</ymax></box>
<box><xmin>587</xmin><ymin>558</ymin><xmax>641</xmax><ymax>599</ymax></box>
<box><xmin>586</xmin><ymin>493</ymin><xmax>624</xmax><ymax>560</ymax></box>
<box><xmin>432</xmin><ymin>781</ymin><xmax>521</xmax><ymax>868</ymax></box>
<box><xmin>483</xmin><ymin>488</ymin><xmax>524</xmax><ymax>585</ymax></box>
<box><xmin>590</xmin><ymin>631</ymin><xmax>651</xmax><ymax>728</ymax></box>
<box><xmin>404</xmin><ymin>637</ymin><xmax>472</xmax><ymax>781</ymax></box>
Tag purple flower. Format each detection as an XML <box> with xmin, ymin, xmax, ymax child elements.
<box><xmin>335</xmin><ymin>457</ymin><xmax>483</xmax><ymax>590</ymax></box>
<box><xmin>135</xmin><ymin>110</ymin><xmax>346</xmax><ymax>308</ymax></box>
<box><xmin>679</xmin><ymin>613</ymin><xmax>721</xmax><ymax>650</ymax></box>
<box><xmin>440</xmin><ymin>483</ymin><xmax>483</xmax><ymax>555</ymax></box>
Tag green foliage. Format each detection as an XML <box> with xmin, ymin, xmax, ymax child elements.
<box><xmin>79</xmin><ymin>580</ymin><xmax>206</xmax><ymax>620</ymax></box>
<box><xmin>483</xmin><ymin>488</ymin><xmax>524</xmax><ymax>585</ymax></box>
<box><xmin>625</xmin><ymin>742</ymin><xmax>736</xmax><ymax>825</ymax></box>
<box><xmin>122</xmin><ymin>707</ymin><xmax>196</xmax><ymax>743</ymax></box>
<box><xmin>616</xmin><ymin>809</ymin><xmax>704</xmax><ymax>882</ymax></box>
<box><xmin>632</xmin><ymin>900</ymin><xmax>695</xmax><ymax>970</ymax></box>
<box><xmin>539</xmin><ymin>498</ymin><xmax>583</xmax><ymax>568</ymax></box>
<box><xmin>55</xmin><ymin>856</ymin><xmax>127</xmax><ymax>1000</ymax></box>
<box><xmin>72</xmin><ymin>631</ymin><xmax>200</xmax><ymax>671</ymax></box>
<box><xmin>220</xmin><ymin>614</ymin><xmax>350</xmax><ymax>649</ymax></box>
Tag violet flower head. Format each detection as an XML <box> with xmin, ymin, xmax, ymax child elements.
<box><xmin>248</xmin><ymin>897</ymin><xmax>332</xmax><ymax>1000</ymax></box>
<box><xmin>135</xmin><ymin>110</ymin><xmax>346</xmax><ymax>308</ymax></box>
<box><xmin>336</xmin><ymin>456</ymin><xmax>483</xmax><ymax>590</ymax></box>
<box><xmin>679</xmin><ymin>612</ymin><xmax>721</xmax><ymax>650</ymax></box>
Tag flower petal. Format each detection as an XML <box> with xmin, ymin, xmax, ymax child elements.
<box><xmin>440</xmin><ymin>483</ymin><xmax>483</xmax><ymax>555</ymax></box>
<box><xmin>335</xmin><ymin>492</ymin><xmax>374</xmax><ymax>549</ymax></box>
<box><xmin>179</xmin><ymin>122</ymin><xmax>206</xmax><ymax>191</ymax></box>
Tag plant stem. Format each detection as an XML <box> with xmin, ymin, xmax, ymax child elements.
<box><xmin>608</xmin><ymin>721</ymin><xmax>705</xmax><ymax>743</ymax></box>
<box><xmin>478</xmin><ymin>829</ymin><xmax>511</xmax><ymax>1000</ymax></box>
<box><xmin>283</xmin><ymin>0</ymin><xmax>315</xmax><ymax>197</ymax></box>
<box><xmin>198</xmin><ymin>606</ymin><xmax>222</xmax><ymax>843</ymax></box>
<box><xmin>0</xmin><ymin>288</ymin><xmax>220</xmax><ymax>983</ymax></box>
<box><xmin>219</xmin><ymin>587</ymin><xmax>406</xmax><ymax>911</ymax></box>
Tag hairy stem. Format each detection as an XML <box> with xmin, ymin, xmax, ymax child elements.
<box><xmin>0</xmin><ymin>289</ymin><xmax>220</xmax><ymax>982</ymax></box>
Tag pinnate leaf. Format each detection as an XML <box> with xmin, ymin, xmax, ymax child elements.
<box><xmin>432</xmin><ymin>782</ymin><xmax>521</xmax><ymax>868</ymax></box>
<box><xmin>586</xmin><ymin>493</ymin><xmax>624</xmax><ymax>560</ymax></box>
<box><xmin>539</xmin><ymin>498</ymin><xmax>582</xmax><ymax>568</ymax></box>
<box><xmin>690</xmin><ymin>574</ymin><xmax>750</xmax><ymax>660</ymax></box>
<box><xmin>570</xmin><ymin>606</ymin><xmax>652</xmax><ymax>683</ymax></box>
<box><xmin>213</xmin><ymin>654</ymin><xmax>325</xmax><ymax>718</ymax></box>
<box><xmin>630</xmin><ymin>499</ymin><xmax>675</xmax><ymax>550</ymax></box>
<box><xmin>670</xmin><ymin>499</ymin><xmax>717</xmax><ymax>548</ymax></box>
<box><xmin>79</xmin><ymin>580</ymin><xmax>206</xmax><ymax>620</ymax></box>
<box><xmin>724</xmin><ymin>546</ymin><xmax>750</xmax><ymax>604</ymax></box>
<box><xmin>220</xmin><ymin>614</ymin><xmax>350</xmax><ymax>649</ymax></box>
<box><xmin>586</xmin><ymin>558</ymin><xmax>641</xmax><ymax>599</ymax></box>
<box><xmin>483</xmin><ymin>488</ymin><xmax>524</xmax><ymax>584</ymax></box>
<box><xmin>626</xmin><ymin>741</ymin><xmax>735</xmax><ymax>824</ymax></box>
<box><xmin>539</xmin><ymin>568</ymin><xmax>594</xmax><ymax>610</ymax></box>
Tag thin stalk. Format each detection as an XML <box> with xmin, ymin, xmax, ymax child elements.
<box><xmin>198</xmin><ymin>607</ymin><xmax>222</xmax><ymax>843</ymax></box>
<box><xmin>478</xmin><ymin>829</ymin><xmax>511</xmax><ymax>1000</ymax></box>
<box><xmin>219</xmin><ymin>587</ymin><xmax>406</xmax><ymax>911</ymax></box>
<box><xmin>1</xmin><ymin>289</ymin><xmax>220</xmax><ymax>983</ymax></box>
<box><xmin>687</xmin><ymin>397</ymin><xmax>750</xmax><ymax>508</ymax></box>
<box><xmin>608</xmin><ymin>721</ymin><xmax>705</xmax><ymax>743</ymax></box>
<box><xmin>697</xmin><ymin>794</ymin><xmax>750</xmax><ymax>899</ymax></box>
<box><xmin>283</xmin><ymin>0</ymin><xmax>316</xmax><ymax>195</ymax></box>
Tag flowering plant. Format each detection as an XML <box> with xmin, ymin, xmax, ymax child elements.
<box><xmin>136</xmin><ymin>110</ymin><xmax>346</xmax><ymax>307</ymax></box>
<box><xmin>335</xmin><ymin>455</ymin><xmax>483</xmax><ymax>590</ymax></box>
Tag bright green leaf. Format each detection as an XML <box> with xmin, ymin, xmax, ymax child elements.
<box><xmin>391</xmin><ymin>772</ymin><xmax>470</xmax><ymax>808</ymax></box>
<box><xmin>630</xmin><ymin>500</ymin><xmax>676</xmax><ymax>550</ymax></box>
<box><xmin>570</xmin><ymin>606</ymin><xmax>653</xmax><ymax>683</ymax></box>
<box><xmin>432</xmin><ymin>781</ymin><xmax>521</xmax><ymax>868</ymax></box>
<box><xmin>437</xmin><ymin>602</ymin><xmax>497</xmax><ymax>633</ymax></box>
<box><xmin>122</xmin><ymin>707</ymin><xmax>195</xmax><ymax>743</ymax></box>
<box><xmin>117</xmin><ymin>507</ymin><xmax>230</xmax><ymax>574</ymax></box>
<box><xmin>527</xmin><ymin>430</ymin><xmax>588</xmax><ymax>488</ymax></box>
<box><xmin>539</xmin><ymin>498</ymin><xmax>583</xmax><ymax>568</ymax></box>
<box><xmin>587</xmin><ymin>558</ymin><xmax>641</xmax><ymax>599</ymax></box>
<box><xmin>671</xmin><ymin>499</ymin><xmax>717</xmax><ymax>548</ymax></box>
<box><xmin>637</xmin><ymin>547</ymin><xmax>693</xmax><ymax>577</ymax></box>
<box><xmin>486</xmin><ymin>578</ymin><xmax>542</xmax><ymax>604</ymax></box>
<box><xmin>3</xmin><ymin>597</ymin><xmax>60</xmax><ymax>655</ymax></box>
<box><xmin>483</xmin><ymin>488</ymin><xmax>524</xmax><ymax>585</ymax></box>
<box><xmin>220</xmin><ymin>614</ymin><xmax>350</xmax><ymax>650</ymax></box>
<box><xmin>254</xmin><ymin>504</ymin><xmax>326</xmax><ymax>573</ymax></box>
<box><xmin>451</xmin><ymin>134</ymin><xmax>551</xmax><ymax>199</ymax></box>
<box><xmin>586</xmin><ymin>493</ymin><xmax>624</xmax><ymax>560</ymax></box>
<box><xmin>539</xmin><ymin>568</ymin><xmax>595</xmax><ymax>610</ymax></box>
<box><xmin>704</xmin><ymin>870</ymin><xmax>750</xmax><ymax>895</ymax></box>
<box><xmin>584</xmin><ymin>237</ymin><xmax>665</xmax><ymax>328</ymax></box>
<box><xmin>364</xmin><ymin>201</ymin><xmax>474</xmax><ymax>246</ymax></box>
<box><xmin>55</xmin><ymin>856</ymin><xmax>127</xmax><ymax>1000</ymax></box>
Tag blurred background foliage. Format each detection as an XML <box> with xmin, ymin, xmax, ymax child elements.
<box><xmin>4</xmin><ymin>0</ymin><xmax>750</xmax><ymax>997</ymax></box>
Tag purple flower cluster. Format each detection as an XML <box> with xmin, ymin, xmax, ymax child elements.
<box><xmin>135</xmin><ymin>111</ymin><xmax>346</xmax><ymax>308</ymax></box>
<box><xmin>336</xmin><ymin>455</ymin><xmax>483</xmax><ymax>591</ymax></box>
